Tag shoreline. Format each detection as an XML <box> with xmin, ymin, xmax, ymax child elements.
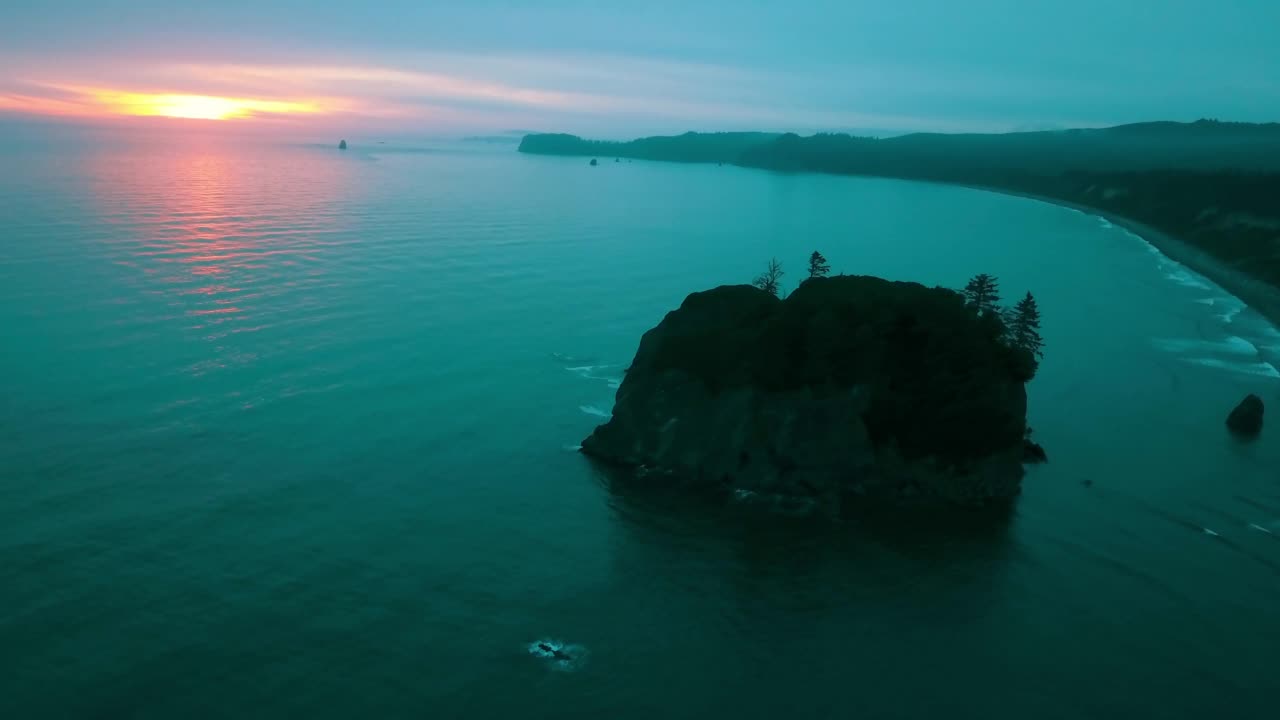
<box><xmin>525</xmin><ymin>145</ymin><xmax>1280</xmax><ymax>331</ymax></box>
<box><xmin>957</xmin><ymin>185</ymin><xmax>1280</xmax><ymax>332</ymax></box>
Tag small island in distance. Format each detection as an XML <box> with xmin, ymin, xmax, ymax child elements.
<box><xmin>520</xmin><ymin>121</ymin><xmax>1280</xmax><ymax>325</ymax></box>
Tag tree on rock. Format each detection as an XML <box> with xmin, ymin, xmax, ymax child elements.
<box><xmin>1010</xmin><ymin>291</ymin><xmax>1044</xmax><ymax>362</ymax></box>
<box><xmin>808</xmin><ymin>251</ymin><xmax>830</xmax><ymax>279</ymax></box>
<box><xmin>1000</xmin><ymin>305</ymin><xmax>1018</xmax><ymax>331</ymax></box>
<box><xmin>753</xmin><ymin>258</ymin><xmax>785</xmax><ymax>297</ymax></box>
<box><xmin>964</xmin><ymin>273</ymin><xmax>1001</xmax><ymax>316</ymax></box>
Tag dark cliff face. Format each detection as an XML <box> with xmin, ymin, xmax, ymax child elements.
<box><xmin>582</xmin><ymin>276</ymin><xmax>1034</xmax><ymax>512</ymax></box>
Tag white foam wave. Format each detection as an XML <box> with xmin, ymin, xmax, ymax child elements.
<box><xmin>562</xmin><ymin>444</ymin><xmax>583</xmax><ymax>452</ymax></box>
<box><xmin>1116</xmin><ymin>227</ymin><xmax>1148</xmax><ymax>244</ymax></box>
<box><xmin>1192</xmin><ymin>295</ymin><xmax>1245</xmax><ymax>324</ymax></box>
<box><xmin>1164</xmin><ymin>269</ymin><xmax>1213</xmax><ymax>291</ymax></box>
<box><xmin>565</xmin><ymin>364</ymin><xmax>620</xmax><ymax>387</ymax></box>
<box><xmin>1153</xmin><ymin>336</ymin><xmax>1260</xmax><ymax>356</ymax></box>
<box><xmin>1184</xmin><ymin>358</ymin><xmax>1280</xmax><ymax>379</ymax></box>
<box><xmin>1099</xmin><ymin>218</ymin><xmax>1114</xmax><ymax>229</ymax></box>
<box><xmin>579</xmin><ymin>405</ymin><xmax>611</xmax><ymax>418</ymax></box>
<box><xmin>1097</xmin><ymin>213</ymin><xmax>1276</xmax><ymax>337</ymax></box>
<box><xmin>1216</xmin><ymin>298</ymin><xmax>1247</xmax><ymax>323</ymax></box>
<box><xmin>1225</xmin><ymin>336</ymin><xmax>1259</xmax><ymax>355</ymax></box>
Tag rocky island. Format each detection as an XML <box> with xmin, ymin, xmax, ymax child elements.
<box><xmin>581</xmin><ymin>275</ymin><xmax>1039</xmax><ymax>512</ymax></box>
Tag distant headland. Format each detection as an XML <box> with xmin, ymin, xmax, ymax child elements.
<box><xmin>519</xmin><ymin>121</ymin><xmax>1280</xmax><ymax>325</ymax></box>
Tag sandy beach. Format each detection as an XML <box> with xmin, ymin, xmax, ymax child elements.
<box><xmin>970</xmin><ymin>186</ymin><xmax>1280</xmax><ymax>331</ymax></box>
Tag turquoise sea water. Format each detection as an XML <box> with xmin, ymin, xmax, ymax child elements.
<box><xmin>2</xmin><ymin>130</ymin><xmax>1278</xmax><ymax>718</ymax></box>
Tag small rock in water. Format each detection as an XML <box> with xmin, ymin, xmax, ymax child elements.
<box><xmin>338</xmin><ymin>139</ymin><xmax>347</xmax><ymax>150</ymax></box>
<box><xmin>1226</xmin><ymin>394</ymin><xmax>1264</xmax><ymax>436</ymax></box>
<box><xmin>528</xmin><ymin>639</ymin><xmax>587</xmax><ymax>671</ymax></box>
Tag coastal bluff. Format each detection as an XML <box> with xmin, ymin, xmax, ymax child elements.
<box><xmin>581</xmin><ymin>275</ymin><xmax>1038</xmax><ymax>512</ymax></box>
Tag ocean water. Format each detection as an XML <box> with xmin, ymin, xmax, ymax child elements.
<box><xmin>1</xmin><ymin>130</ymin><xmax>1278</xmax><ymax>718</ymax></box>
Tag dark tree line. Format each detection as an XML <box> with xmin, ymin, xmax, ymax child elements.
<box><xmin>963</xmin><ymin>273</ymin><xmax>1044</xmax><ymax>373</ymax></box>
<box><xmin>750</xmin><ymin>260</ymin><xmax>1044</xmax><ymax>377</ymax></box>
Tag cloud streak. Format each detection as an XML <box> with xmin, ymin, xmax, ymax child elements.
<box><xmin>3</xmin><ymin>1</ymin><xmax>1278</xmax><ymax>135</ymax></box>
<box><xmin>0</xmin><ymin>53</ymin><xmax>1021</xmax><ymax>135</ymax></box>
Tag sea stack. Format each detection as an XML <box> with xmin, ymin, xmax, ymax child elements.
<box><xmin>339</xmin><ymin>139</ymin><xmax>348</xmax><ymax>150</ymax></box>
<box><xmin>1226</xmin><ymin>394</ymin><xmax>1264</xmax><ymax>436</ymax></box>
<box><xmin>581</xmin><ymin>275</ymin><xmax>1038</xmax><ymax>513</ymax></box>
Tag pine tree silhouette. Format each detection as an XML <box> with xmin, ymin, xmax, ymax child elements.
<box><xmin>808</xmin><ymin>251</ymin><xmax>830</xmax><ymax>279</ymax></box>
<box><xmin>1011</xmin><ymin>292</ymin><xmax>1044</xmax><ymax>360</ymax></box>
<box><xmin>963</xmin><ymin>274</ymin><xmax>1001</xmax><ymax>316</ymax></box>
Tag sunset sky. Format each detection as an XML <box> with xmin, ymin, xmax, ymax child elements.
<box><xmin>3</xmin><ymin>1</ymin><xmax>1277</xmax><ymax>137</ymax></box>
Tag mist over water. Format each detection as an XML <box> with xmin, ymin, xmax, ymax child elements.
<box><xmin>1</xmin><ymin>133</ymin><xmax>1277</xmax><ymax>718</ymax></box>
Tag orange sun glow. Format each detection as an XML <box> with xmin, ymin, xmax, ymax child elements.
<box><xmin>93</xmin><ymin>91</ymin><xmax>322</xmax><ymax>120</ymax></box>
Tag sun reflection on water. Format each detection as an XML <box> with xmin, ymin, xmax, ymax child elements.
<box><xmin>83</xmin><ymin>136</ymin><xmax>360</xmax><ymax>376</ymax></box>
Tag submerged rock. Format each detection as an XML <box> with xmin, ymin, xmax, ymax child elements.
<box><xmin>589</xmin><ymin>158</ymin><xmax>598</xmax><ymax>166</ymax></box>
<box><xmin>581</xmin><ymin>276</ymin><xmax>1038</xmax><ymax>512</ymax></box>
<box><xmin>534</xmin><ymin>642</ymin><xmax>572</xmax><ymax>662</ymax></box>
<box><xmin>1226</xmin><ymin>394</ymin><xmax>1264</xmax><ymax>436</ymax></box>
<box><xmin>528</xmin><ymin>639</ymin><xmax>587</xmax><ymax>672</ymax></box>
